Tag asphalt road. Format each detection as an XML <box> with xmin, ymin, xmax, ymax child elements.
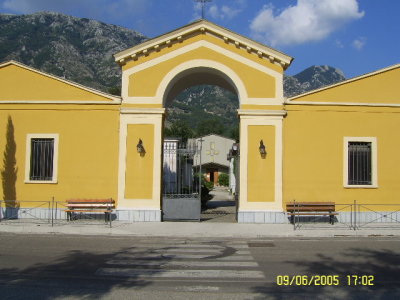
<box><xmin>0</xmin><ymin>233</ymin><xmax>399</xmax><ymax>299</ymax></box>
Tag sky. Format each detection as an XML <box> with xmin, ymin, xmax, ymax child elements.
<box><xmin>0</xmin><ymin>0</ymin><xmax>399</xmax><ymax>78</ymax></box>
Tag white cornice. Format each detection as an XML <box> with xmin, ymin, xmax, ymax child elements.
<box><xmin>0</xmin><ymin>100</ymin><xmax>121</xmax><ymax>105</ymax></box>
<box><xmin>114</xmin><ymin>20</ymin><xmax>293</xmax><ymax>70</ymax></box>
<box><xmin>120</xmin><ymin>108</ymin><xmax>166</xmax><ymax>114</ymax></box>
<box><xmin>284</xmin><ymin>100</ymin><xmax>400</xmax><ymax>107</ymax></box>
<box><xmin>237</xmin><ymin>109</ymin><xmax>287</xmax><ymax>116</ymax></box>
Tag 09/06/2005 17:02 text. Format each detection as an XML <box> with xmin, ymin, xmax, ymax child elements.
<box><xmin>276</xmin><ymin>275</ymin><xmax>375</xmax><ymax>286</ymax></box>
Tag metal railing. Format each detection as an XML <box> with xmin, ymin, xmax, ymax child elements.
<box><xmin>354</xmin><ymin>201</ymin><xmax>400</xmax><ymax>230</ymax></box>
<box><xmin>0</xmin><ymin>200</ymin><xmax>52</xmax><ymax>224</ymax></box>
<box><xmin>0</xmin><ymin>198</ymin><xmax>114</xmax><ymax>227</ymax></box>
<box><xmin>291</xmin><ymin>200</ymin><xmax>400</xmax><ymax>231</ymax></box>
<box><xmin>292</xmin><ymin>202</ymin><xmax>354</xmax><ymax>230</ymax></box>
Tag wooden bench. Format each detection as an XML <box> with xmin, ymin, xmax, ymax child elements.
<box><xmin>286</xmin><ymin>201</ymin><xmax>338</xmax><ymax>225</ymax></box>
<box><xmin>65</xmin><ymin>199</ymin><xmax>115</xmax><ymax>222</ymax></box>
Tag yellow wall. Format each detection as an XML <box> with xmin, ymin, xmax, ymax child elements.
<box><xmin>124</xmin><ymin>124</ymin><xmax>154</xmax><ymax>199</ymax></box>
<box><xmin>0</xmin><ymin>64</ymin><xmax>114</xmax><ymax>102</ymax></box>
<box><xmin>290</xmin><ymin>67</ymin><xmax>400</xmax><ymax>103</ymax></box>
<box><xmin>0</xmin><ymin>106</ymin><xmax>120</xmax><ymax>205</ymax></box>
<box><xmin>283</xmin><ymin>105</ymin><xmax>400</xmax><ymax>210</ymax></box>
<box><xmin>247</xmin><ymin>125</ymin><xmax>275</xmax><ymax>202</ymax></box>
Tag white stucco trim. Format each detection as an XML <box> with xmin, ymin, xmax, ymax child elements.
<box><xmin>114</xmin><ymin>20</ymin><xmax>292</xmax><ymax>66</ymax></box>
<box><xmin>239</xmin><ymin>115</ymin><xmax>284</xmax><ymax>211</ymax></box>
<box><xmin>24</xmin><ymin>134</ymin><xmax>59</xmax><ymax>184</ymax></box>
<box><xmin>117</xmin><ymin>113</ymin><xmax>163</xmax><ymax>210</ymax></box>
<box><xmin>237</xmin><ymin>109</ymin><xmax>287</xmax><ymax>116</ymax></box>
<box><xmin>120</xmin><ymin>108</ymin><xmax>166</xmax><ymax>114</ymax></box>
<box><xmin>121</xmin><ymin>40</ymin><xmax>283</xmax><ymax>104</ymax></box>
<box><xmin>343</xmin><ymin>137</ymin><xmax>378</xmax><ymax>188</ymax></box>
<box><xmin>155</xmin><ymin>59</ymin><xmax>247</xmax><ymax>105</ymax></box>
<box><xmin>285</xmin><ymin>100</ymin><xmax>400</xmax><ymax>107</ymax></box>
<box><xmin>0</xmin><ymin>100</ymin><xmax>121</xmax><ymax>105</ymax></box>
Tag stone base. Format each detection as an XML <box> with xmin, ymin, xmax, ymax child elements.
<box><xmin>0</xmin><ymin>207</ymin><xmax>162</xmax><ymax>222</ymax></box>
<box><xmin>115</xmin><ymin>209</ymin><xmax>161</xmax><ymax>222</ymax></box>
<box><xmin>238</xmin><ymin>210</ymin><xmax>288</xmax><ymax>223</ymax></box>
<box><xmin>1</xmin><ymin>206</ymin><xmax>398</xmax><ymax>225</ymax></box>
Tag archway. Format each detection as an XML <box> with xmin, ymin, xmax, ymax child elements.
<box><xmin>162</xmin><ymin>65</ymin><xmax>240</xmax><ymax>222</ymax></box>
<box><xmin>115</xmin><ymin>19</ymin><xmax>292</xmax><ymax>222</ymax></box>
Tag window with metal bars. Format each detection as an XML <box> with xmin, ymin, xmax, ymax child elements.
<box><xmin>348</xmin><ymin>142</ymin><xmax>372</xmax><ymax>185</ymax></box>
<box><xmin>29</xmin><ymin>138</ymin><xmax>54</xmax><ymax>181</ymax></box>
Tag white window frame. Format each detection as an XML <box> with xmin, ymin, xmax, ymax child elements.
<box><xmin>343</xmin><ymin>137</ymin><xmax>377</xmax><ymax>188</ymax></box>
<box><xmin>25</xmin><ymin>134</ymin><xmax>59</xmax><ymax>184</ymax></box>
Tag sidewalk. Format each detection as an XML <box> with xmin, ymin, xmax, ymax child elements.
<box><xmin>1</xmin><ymin>220</ymin><xmax>399</xmax><ymax>238</ymax></box>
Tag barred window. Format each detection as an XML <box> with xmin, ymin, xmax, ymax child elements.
<box><xmin>29</xmin><ymin>138</ymin><xmax>54</xmax><ymax>181</ymax></box>
<box><xmin>348</xmin><ymin>142</ymin><xmax>372</xmax><ymax>185</ymax></box>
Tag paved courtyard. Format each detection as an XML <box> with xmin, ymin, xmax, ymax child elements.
<box><xmin>201</xmin><ymin>186</ymin><xmax>237</xmax><ymax>223</ymax></box>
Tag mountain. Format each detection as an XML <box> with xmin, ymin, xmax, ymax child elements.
<box><xmin>284</xmin><ymin>65</ymin><xmax>346</xmax><ymax>97</ymax></box>
<box><xmin>0</xmin><ymin>12</ymin><xmax>346</xmax><ymax>137</ymax></box>
<box><xmin>0</xmin><ymin>12</ymin><xmax>145</xmax><ymax>91</ymax></box>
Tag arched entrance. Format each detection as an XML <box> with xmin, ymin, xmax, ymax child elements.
<box><xmin>162</xmin><ymin>65</ymin><xmax>240</xmax><ymax>222</ymax></box>
<box><xmin>114</xmin><ymin>20</ymin><xmax>293</xmax><ymax>223</ymax></box>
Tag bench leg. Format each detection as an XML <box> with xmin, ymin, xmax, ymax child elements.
<box><xmin>105</xmin><ymin>212</ymin><xmax>111</xmax><ymax>223</ymax></box>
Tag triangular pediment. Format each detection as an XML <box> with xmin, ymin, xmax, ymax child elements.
<box><xmin>0</xmin><ymin>61</ymin><xmax>120</xmax><ymax>103</ymax></box>
<box><xmin>114</xmin><ymin>19</ymin><xmax>293</xmax><ymax>70</ymax></box>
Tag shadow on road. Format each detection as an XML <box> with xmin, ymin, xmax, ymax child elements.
<box><xmin>0</xmin><ymin>245</ymin><xmax>176</xmax><ymax>299</ymax></box>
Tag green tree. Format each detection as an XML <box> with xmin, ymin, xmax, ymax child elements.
<box><xmin>164</xmin><ymin>120</ymin><xmax>194</xmax><ymax>142</ymax></box>
<box><xmin>1</xmin><ymin>116</ymin><xmax>18</xmax><ymax>218</ymax></box>
<box><xmin>107</xmin><ymin>86</ymin><xmax>121</xmax><ymax>96</ymax></box>
<box><xmin>218</xmin><ymin>173</ymin><xmax>229</xmax><ymax>187</ymax></box>
<box><xmin>229</xmin><ymin>124</ymin><xmax>239</xmax><ymax>142</ymax></box>
<box><xmin>196</xmin><ymin>118</ymin><xmax>225</xmax><ymax>136</ymax></box>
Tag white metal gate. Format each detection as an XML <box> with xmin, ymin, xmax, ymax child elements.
<box><xmin>162</xmin><ymin>140</ymin><xmax>202</xmax><ymax>221</ymax></box>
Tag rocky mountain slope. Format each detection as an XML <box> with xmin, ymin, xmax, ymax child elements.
<box><xmin>0</xmin><ymin>12</ymin><xmax>145</xmax><ymax>91</ymax></box>
<box><xmin>284</xmin><ymin>65</ymin><xmax>346</xmax><ymax>97</ymax></box>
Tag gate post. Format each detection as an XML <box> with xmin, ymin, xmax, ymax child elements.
<box><xmin>117</xmin><ymin>108</ymin><xmax>165</xmax><ymax>222</ymax></box>
<box><xmin>237</xmin><ymin>109</ymin><xmax>286</xmax><ymax>223</ymax></box>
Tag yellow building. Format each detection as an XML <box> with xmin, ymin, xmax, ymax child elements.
<box><xmin>0</xmin><ymin>20</ymin><xmax>399</xmax><ymax>223</ymax></box>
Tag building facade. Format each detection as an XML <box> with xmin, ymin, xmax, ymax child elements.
<box><xmin>0</xmin><ymin>20</ymin><xmax>399</xmax><ymax>223</ymax></box>
<box><xmin>190</xmin><ymin>134</ymin><xmax>235</xmax><ymax>185</ymax></box>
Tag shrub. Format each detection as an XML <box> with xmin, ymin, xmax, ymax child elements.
<box><xmin>218</xmin><ymin>173</ymin><xmax>229</xmax><ymax>186</ymax></box>
<box><xmin>194</xmin><ymin>173</ymin><xmax>214</xmax><ymax>208</ymax></box>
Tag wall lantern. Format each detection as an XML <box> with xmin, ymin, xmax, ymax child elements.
<box><xmin>259</xmin><ymin>140</ymin><xmax>266</xmax><ymax>158</ymax></box>
<box><xmin>227</xmin><ymin>143</ymin><xmax>239</xmax><ymax>161</ymax></box>
<box><xmin>137</xmin><ymin>139</ymin><xmax>145</xmax><ymax>155</ymax></box>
